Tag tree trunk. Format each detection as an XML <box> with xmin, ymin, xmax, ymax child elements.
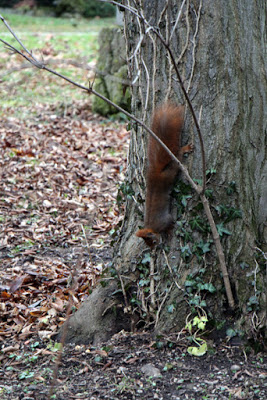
<box><xmin>65</xmin><ymin>0</ymin><xmax>266</xmax><ymax>345</ymax></box>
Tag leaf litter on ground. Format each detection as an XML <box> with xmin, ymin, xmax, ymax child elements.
<box><xmin>0</xmin><ymin>101</ymin><xmax>129</xmax><ymax>344</ymax></box>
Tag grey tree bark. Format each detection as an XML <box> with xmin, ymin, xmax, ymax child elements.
<box><xmin>65</xmin><ymin>0</ymin><xmax>266</xmax><ymax>345</ymax></box>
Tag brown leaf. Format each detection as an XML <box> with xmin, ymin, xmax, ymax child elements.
<box><xmin>9</xmin><ymin>275</ymin><xmax>29</xmax><ymax>293</ymax></box>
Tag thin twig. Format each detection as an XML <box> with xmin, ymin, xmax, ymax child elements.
<box><xmin>200</xmin><ymin>193</ymin><xmax>235</xmax><ymax>308</ymax></box>
<box><xmin>169</xmin><ymin>0</ymin><xmax>187</xmax><ymax>42</ymax></box>
<box><xmin>158</xmin><ymin>0</ymin><xmax>171</xmax><ymax>25</ymax></box>
<box><xmin>155</xmin><ymin>282</ymin><xmax>174</xmax><ymax>327</ymax></box>
<box><xmin>163</xmin><ymin>249</ymin><xmax>182</xmax><ymax>290</ymax></box>
<box><xmin>186</xmin><ymin>0</ymin><xmax>202</xmax><ymax>93</ymax></box>
<box><xmin>0</xmin><ymin>14</ymin><xmax>40</xmax><ymax>66</ymax></box>
<box><xmin>150</xmin><ymin>249</ymin><xmax>156</xmax><ymax>310</ymax></box>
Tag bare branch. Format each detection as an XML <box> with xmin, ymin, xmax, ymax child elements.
<box><xmin>157</xmin><ymin>0</ymin><xmax>171</xmax><ymax>26</ymax></box>
<box><xmin>149</xmin><ymin>249</ymin><xmax>156</xmax><ymax>310</ymax></box>
<box><xmin>169</xmin><ymin>0</ymin><xmax>187</xmax><ymax>42</ymax></box>
<box><xmin>200</xmin><ymin>194</ymin><xmax>235</xmax><ymax>308</ymax></box>
<box><xmin>0</xmin><ymin>57</ymin><xmax>131</xmax><ymax>87</ymax></box>
<box><xmin>186</xmin><ymin>0</ymin><xmax>202</xmax><ymax>93</ymax></box>
<box><xmin>0</xmin><ymin>13</ymin><xmax>42</xmax><ymax>67</ymax></box>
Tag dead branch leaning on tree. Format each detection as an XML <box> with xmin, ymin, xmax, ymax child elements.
<box><xmin>0</xmin><ymin>11</ymin><xmax>235</xmax><ymax>309</ymax></box>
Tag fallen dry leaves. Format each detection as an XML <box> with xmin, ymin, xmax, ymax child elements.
<box><xmin>0</xmin><ymin>101</ymin><xmax>129</xmax><ymax>343</ymax></box>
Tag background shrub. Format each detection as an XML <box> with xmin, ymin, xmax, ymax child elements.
<box><xmin>0</xmin><ymin>0</ymin><xmax>116</xmax><ymax>18</ymax></box>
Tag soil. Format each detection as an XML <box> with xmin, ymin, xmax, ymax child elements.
<box><xmin>1</xmin><ymin>331</ymin><xmax>266</xmax><ymax>400</ymax></box>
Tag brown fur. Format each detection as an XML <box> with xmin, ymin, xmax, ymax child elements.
<box><xmin>136</xmin><ymin>104</ymin><xmax>193</xmax><ymax>246</ymax></box>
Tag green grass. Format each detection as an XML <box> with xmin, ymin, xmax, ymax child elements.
<box><xmin>0</xmin><ymin>11</ymin><xmax>116</xmax><ymax>117</ymax></box>
<box><xmin>0</xmin><ymin>10</ymin><xmax>116</xmax><ymax>32</ymax></box>
<box><xmin>2</xmin><ymin>32</ymin><xmax>99</xmax><ymax>59</ymax></box>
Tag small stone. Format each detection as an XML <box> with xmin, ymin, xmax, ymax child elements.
<box><xmin>231</xmin><ymin>364</ymin><xmax>241</xmax><ymax>372</ymax></box>
<box><xmin>117</xmin><ymin>366</ymin><xmax>127</xmax><ymax>374</ymax></box>
<box><xmin>141</xmin><ymin>363</ymin><xmax>161</xmax><ymax>378</ymax></box>
<box><xmin>43</xmin><ymin>199</ymin><xmax>52</xmax><ymax>208</ymax></box>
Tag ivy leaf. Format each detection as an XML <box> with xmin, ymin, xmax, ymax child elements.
<box><xmin>184</xmin><ymin>279</ymin><xmax>194</xmax><ymax>287</ymax></box>
<box><xmin>203</xmin><ymin>283</ymin><xmax>216</xmax><ymax>293</ymax></box>
<box><xmin>216</xmin><ymin>223</ymin><xmax>231</xmax><ymax>236</ymax></box>
<box><xmin>185</xmin><ymin>322</ymin><xmax>192</xmax><ymax>332</ymax></box>
<box><xmin>167</xmin><ymin>304</ymin><xmax>175</xmax><ymax>313</ymax></box>
<box><xmin>141</xmin><ymin>253</ymin><xmax>151</xmax><ymax>264</ymax></box>
<box><xmin>187</xmin><ymin>342</ymin><xmax>207</xmax><ymax>356</ymax></box>
<box><xmin>198</xmin><ymin>321</ymin><xmax>206</xmax><ymax>330</ymax></box>
<box><xmin>204</xmin><ymin>188</ymin><xmax>213</xmax><ymax>198</ymax></box>
<box><xmin>197</xmin><ymin>240</ymin><xmax>211</xmax><ymax>254</ymax></box>
<box><xmin>181</xmin><ymin>195</ymin><xmax>192</xmax><ymax>207</ymax></box>
<box><xmin>248</xmin><ymin>295</ymin><xmax>259</xmax><ymax>305</ymax></box>
<box><xmin>180</xmin><ymin>244</ymin><xmax>192</xmax><ymax>260</ymax></box>
<box><xmin>139</xmin><ymin>279</ymin><xmax>149</xmax><ymax>287</ymax></box>
<box><xmin>226</xmin><ymin>181</ymin><xmax>237</xmax><ymax>195</ymax></box>
<box><xmin>226</xmin><ymin>328</ymin><xmax>237</xmax><ymax>338</ymax></box>
<box><xmin>206</xmin><ymin>168</ymin><xmax>216</xmax><ymax>176</ymax></box>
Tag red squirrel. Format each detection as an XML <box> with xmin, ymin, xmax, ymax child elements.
<box><xmin>136</xmin><ymin>103</ymin><xmax>193</xmax><ymax>246</ymax></box>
